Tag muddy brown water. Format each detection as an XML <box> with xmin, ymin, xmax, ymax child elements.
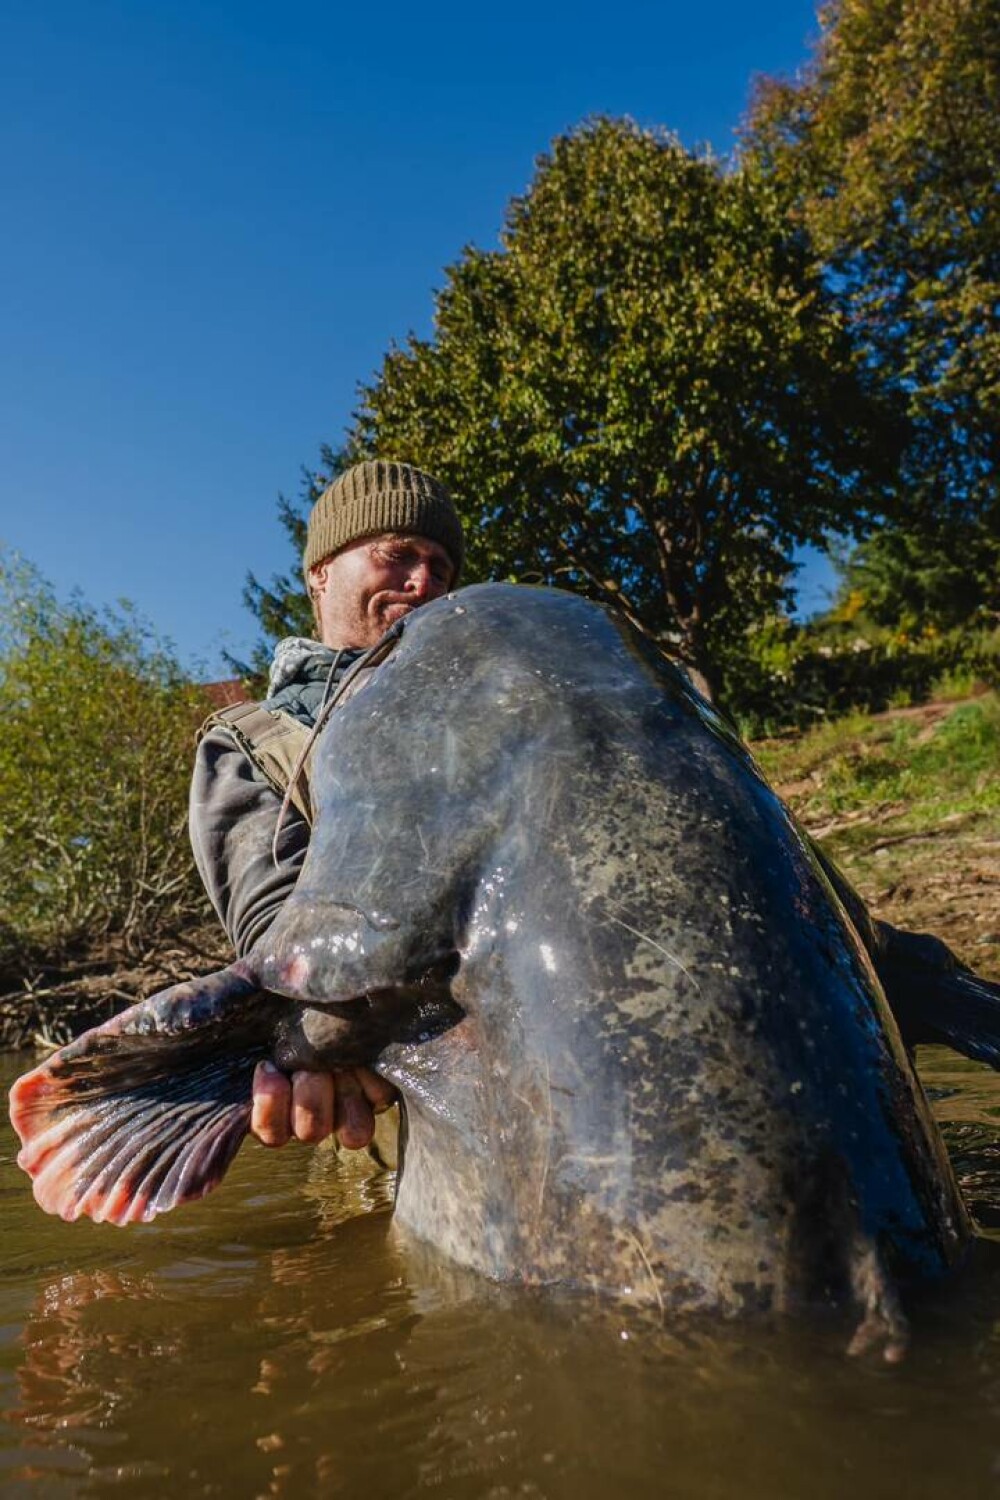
<box><xmin>3</xmin><ymin>1049</ymin><xmax>1000</xmax><ymax>1500</ymax></box>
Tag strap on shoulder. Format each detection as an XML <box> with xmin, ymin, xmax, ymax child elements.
<box><xmin>198</xmin><ymin>624</ymin><xmax>408</xmax><ymax>830</ymax></box>
<box><xmin>199</xmin><ymin>702</ymin><xmax>314</xmax><ymax>825</ymax></box>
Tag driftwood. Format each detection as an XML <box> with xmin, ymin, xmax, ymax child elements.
<box><xmin>0</xmin><ymin>925</ymin><xmax>231</xmax><ymax>1051</ymax></box>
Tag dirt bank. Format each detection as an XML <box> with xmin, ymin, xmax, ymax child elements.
<box><xmin>758</xmin><ymin>695</ymin><xmax>1000</xmax><ymax>981</ymax></box>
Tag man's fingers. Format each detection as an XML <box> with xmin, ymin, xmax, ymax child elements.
<box><xmin>355</xmin><ymin>1066</ymin><xmax>398</xmax><ymax>1114</ymax></box>
<box><xmin>333</xmin><ymin>1070</ymin><xmax>376</xmax><ymax>1150</ymax></box>
<box><xmin>251</xmin><ymin>1063</ymin><xmax>389</xmax><ymax>1150</ymax></box>
<box><xmin>251</xmin><ymin>1060</ymin><xmax>292</xmax><ymax>1147</ymax></box>
<box><xmin>291</xmin><ymin>1070</ymin><xmax>335</xmax><ymax>1144</ymax></box>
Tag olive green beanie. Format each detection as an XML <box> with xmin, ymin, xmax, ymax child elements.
<box><xmin>303</xmin><ymin>460</ymin><xmax>464</xmax><ymax>583</ymax></box>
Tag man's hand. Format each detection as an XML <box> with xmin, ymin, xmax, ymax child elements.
<box><xmin>251</xmin><ymin>1061</ymin><xmax>397</xmax><ymax>1149</ymax></box>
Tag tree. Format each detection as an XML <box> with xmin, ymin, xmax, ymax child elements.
<box><xmin>747</xmin><ymin>0</ymin><xmax>1000</xmax><ymax>630</ymax></box>
<box><xmin>0</xmin><ymin>552</ymin><xmax>212</xmax><ymax>977</ymax></box>
<box><xmin>838</xmin><ymin>517</ymin><xmax>997</xmax><ymax>635</ymax></box>
<box><xmin>344</xmin><ymin>119</ymin><xmax>900</xmax><ymax>700</ymax></box>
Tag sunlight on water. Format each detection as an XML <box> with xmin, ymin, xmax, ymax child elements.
<box><xmin>3</xmin><ymin>1051</ymin><xmax>1000</xmax><ymax>1498</ymax></box>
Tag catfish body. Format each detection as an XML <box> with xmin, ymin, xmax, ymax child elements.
<box><xmin>10</xmin><ymin>584</ymin><xmax>994</xmax><ymax>1343</ymax></box>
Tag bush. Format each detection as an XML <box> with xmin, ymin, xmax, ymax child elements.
<box><xmin>0</xmin><ymin>553</ymin><xmax>213</xmax><ymax>979</ymax></box>
<box><xmin>729</xmin><ymin>615</ymin><xmax>1000</xmax><ymax>737</ymax></box>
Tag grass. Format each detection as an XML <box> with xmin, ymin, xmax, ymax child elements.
<box><xmin>752</xmin><ymin>691</ymin><xmax>1000</xmax><ymax>976</ymax></box>
<box><xmin>755</xmin><ymin>692</ymin><xmax>1000</xmax><ymax>834</ymax></box>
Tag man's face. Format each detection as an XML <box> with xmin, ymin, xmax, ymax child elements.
<box><xmin>309</xmin><ymin>532</ymin><xmax>456</xmax><ymax>649</ymax></box>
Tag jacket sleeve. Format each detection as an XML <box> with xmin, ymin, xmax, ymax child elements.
<box><xmin>189</xmin><ymin>725</ymin><xmax>310</xmax><ymax>958</ymax></box>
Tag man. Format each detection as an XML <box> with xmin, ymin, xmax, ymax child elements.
<box><xmin>190</xmin><ymin>459</ymin><xmax>463</xmax><ymax>1152</ymax></box>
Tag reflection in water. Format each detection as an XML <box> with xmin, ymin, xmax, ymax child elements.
<box><xmin>3</xmin><ymin>1051</ymin><xmax>1000</xmax><ymax>1497</ymax></box>
<box><xmin>919</xmin><ymin>1047</ymin><xmax>1000</xmax><ymax>1239</ymax></box>
<box><xmin>18</xmin><ymin>1267</ymin><xmax>168</xmax><ymax>1430</ymax></box>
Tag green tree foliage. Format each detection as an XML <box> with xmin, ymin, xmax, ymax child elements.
<box><xmin>0</xmin><ymin>553</ymin><xmax>212</xmax><ymax>977</ymax></box>
<box><xmin>747</xmin><ymin>0</ymin><xmax>1000</xmax><ymax>629</ymax></box>
<box><xmin>346</xmin><ymin>119</ymin><xmax>900</xmax><ymax>699</ymax></box>
<box><xmin>839</xmin><ymin>519</ymin><xmax>992</xmax><ymax>634</ymax></box>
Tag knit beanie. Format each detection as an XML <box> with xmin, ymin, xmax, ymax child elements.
<box><xmin>303</xmin><ymin>460</ymin><xmax>465</xmax><ymax>583</ymax></box>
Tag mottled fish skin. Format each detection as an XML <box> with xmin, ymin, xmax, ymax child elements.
<box><xmin>256</xmin><ymin>585</ymin><xmax>970</xmax><ymax>1321</ymax></box>
<box><xmin>8</xmin><ymin>584</ymin><xmax>977</xmax><ymax>1346</ymax></box>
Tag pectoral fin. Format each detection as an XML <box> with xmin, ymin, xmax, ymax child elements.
<box><xmin>9</xmin><ymin>964</ymin><xmax>286</xmax><ymax>1225</ymax></box>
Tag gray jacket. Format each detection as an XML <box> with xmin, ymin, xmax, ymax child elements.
<box><xmin>189</xmin><ymin>638</ymin><xmax>363</xmax><ymax>956</ymax></box>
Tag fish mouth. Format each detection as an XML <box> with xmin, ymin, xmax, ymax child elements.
<box><xmin>260</xmin><ymin>939</ymin><xmax>467</xmax><ymax>1065</ymax></box>
<box><xmin>269</xmin><ymin>971</ymin><xmax>467</xmax><ymax>1079</ymax></box>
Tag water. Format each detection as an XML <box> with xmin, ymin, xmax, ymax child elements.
<box><xmin>3</xmin><ymin>1049</ymin><xmax>1000</xmax><ymax>1500</ymax></box>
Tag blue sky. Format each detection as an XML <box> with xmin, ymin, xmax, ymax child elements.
<box><xmin>0</xmin><ymin>0</ymin><xmax>834</xmax><ymax>675</ymax></box>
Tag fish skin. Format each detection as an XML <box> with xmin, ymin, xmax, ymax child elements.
<box><xmin>8</xmin><ymin>584</ymin><xmax>985</xmax><ymax>1349</ymax></box>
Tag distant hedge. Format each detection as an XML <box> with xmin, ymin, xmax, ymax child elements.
<box><xmin>730</xmin><ymin>622</ymin><xmax>1000</xmax><ymax>737</ymax></box>
<box><xmin>0</xmin><ymin>553</ymin><xmax>214</xmax><ymax>980</ymax></box>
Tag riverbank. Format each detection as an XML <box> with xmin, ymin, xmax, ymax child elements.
<box><xmin>0</xmin><ymin>922</ymin><xmax>230</xmax><ymax>1050</ymax></box>
<box><xmin>756</xmin><ymin>688</ymin><xmax>1000</xmax><ymax>979</ymax></box>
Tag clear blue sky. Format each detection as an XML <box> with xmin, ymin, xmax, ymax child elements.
<box><xmin>0</xmin><ymin>0</ymin><xmax>835</xmax><ymax>676</ymax></box>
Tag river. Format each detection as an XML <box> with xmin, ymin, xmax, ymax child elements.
<box><xmin>3</xmin><ymin>1048</ymin><xmax>1000</xmax><ymax>1499</ymax></box>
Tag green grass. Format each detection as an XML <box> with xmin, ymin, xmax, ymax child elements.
<box><xmin>754</xmin><ymin>692</ymin><xmax>1000</xmax><ymax>843</ymax></box>
<box><xmin>751</xmin><ymin>690</ymin><xmax>1000</xmax><ymax>978</ymax></box>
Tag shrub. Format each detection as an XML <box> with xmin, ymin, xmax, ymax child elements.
<box><xmin>0</xmin><ymin>553</ymin><xmax>213</xmax><ymax>978</ymax></box>
<box><xmin>731</xmin><ymin>616</ymin><xmax>998</xmax><ymax>737</ymax></box>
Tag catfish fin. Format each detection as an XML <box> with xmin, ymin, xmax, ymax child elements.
<box><xmin>877</xmin><ymin>931</ymin><xmax>1000</xmax><ymax>1069</ymax></box>
<box><xmin>904</xmin><ymin>965</ymin><xmax>1000</xmax><ymax>1069</ymax></box>
<box><xmin>845</xmin><ymin>1232</ymin><xmax>909</xmax><ymax>1365</ymax></box>
<box><xmin>9</xmin><ymin>963</ymin><xmax>288</xmax><ymax>1225</ymax></box>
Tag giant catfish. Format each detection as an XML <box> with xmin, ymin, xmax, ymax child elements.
<box><xmin>10</xmin><ymin>584</ymin><xmax>999</xmax><ymax>1354</ymax></box>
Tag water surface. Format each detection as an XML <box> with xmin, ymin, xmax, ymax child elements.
<box><xmin>3</xmin><ymin>1049</ymin><xmax>1000</xmax><ymax>1499</ymax></box>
